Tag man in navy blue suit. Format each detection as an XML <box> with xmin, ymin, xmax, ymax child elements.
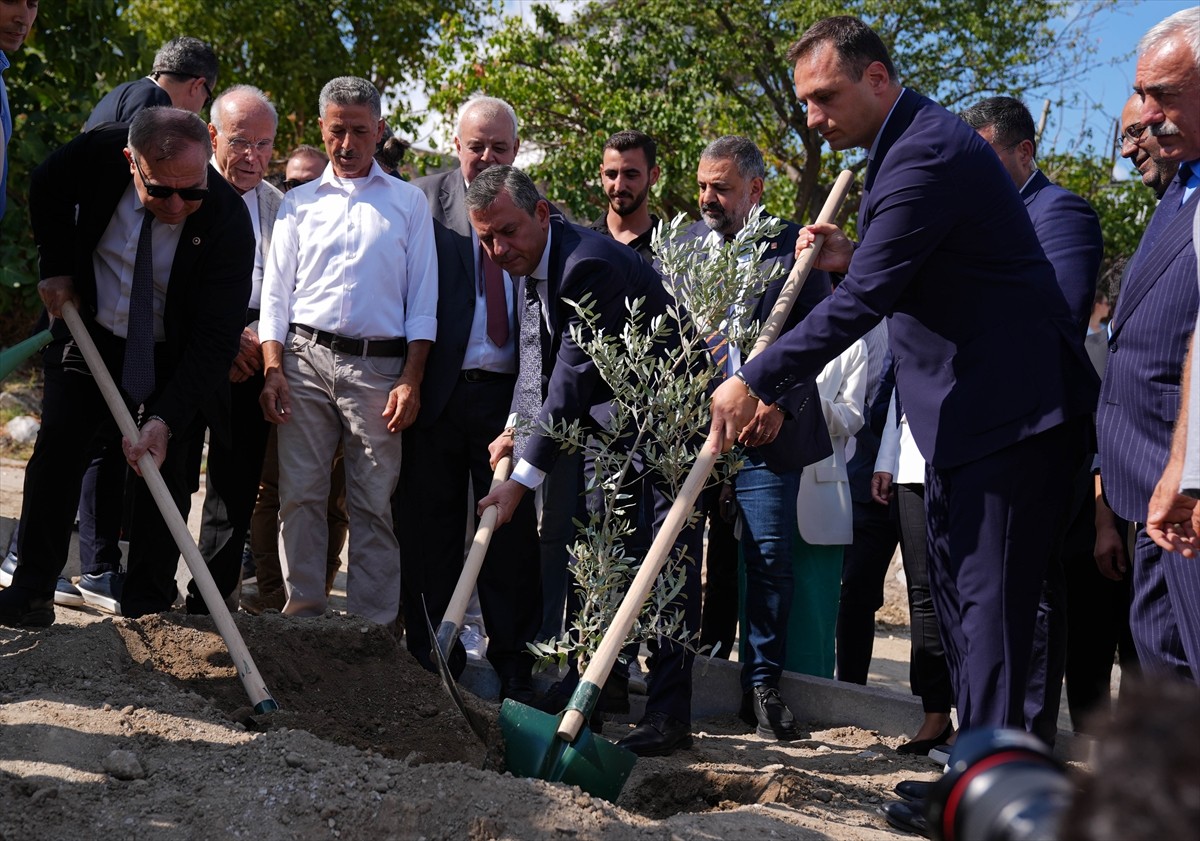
<box><xmin>1098</xmin><ymin>8</ymin><xmax>1200</xmax><ymax>682</ymax></box>
<box><xmin>962</xmin><ymin>95</ymin><xmax>1104</xmax><ymax>743</ymax></box>
<box><xmin>469</xmin><ymin>165</ymin><xmax>701</xmax><ymax>757</ymax></box>
<box><xmin>711</xmin><ymin>16</ymin><xmax>1097</xmax><ymax>740</ymax></box>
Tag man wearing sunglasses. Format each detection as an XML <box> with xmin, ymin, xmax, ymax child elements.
<box><xmin>0</xmin><ymin>107</ymin><xmax>254</xmax><ymax>628</ymax></box>
<box><xmin>84</xmin><ymin>36</ymin><xmax>217</xmax><ymax>129</ymax></box>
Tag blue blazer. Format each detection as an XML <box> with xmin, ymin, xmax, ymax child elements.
<box><xmin>1096</xmin><ymin>189</ymin><xmax>1200</xmax><ymax>521</ymax></box>
<box><xmin>681</xmin><ymin>218</ymin><xmax>833</xmax><ymax>472</ymax></box>
<box><xmin>521</xmin><ymin>217</ymin><xmax>680</xmax><ymax>474</ymax></box>
<box><xmin>740</xmin><ymin>89</ymin><xmax>1097</xmax><ymax>470</ymax></box>
<box><xmin>1021</xmin><ymin>169</ymin><xmax>1104</xmax><ymax>334</ymax></box>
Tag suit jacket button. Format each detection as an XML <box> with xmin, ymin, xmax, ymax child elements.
<box><xmin>1109</xmin><ymin>342</ymin><xmax>1117</xmax><ymax>353</ymax></box>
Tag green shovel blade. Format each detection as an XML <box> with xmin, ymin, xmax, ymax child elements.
<box><xmin>0</xmin><ymin>329</ymin><xmax>54</xmax><ymax>382</ymax></box>
<box><xmin>499</xmin><ymin>698</ymin><xmax>636</xmax><ymax>802</ymax></box>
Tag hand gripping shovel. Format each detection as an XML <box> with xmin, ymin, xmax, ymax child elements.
<box><xmin>0</xmin><ymin>328</ymin><xmax>54</xmax><ymax>382</ymax></box>
<box><xmin>499</xmin><ymin>170</ymin><xmax>855</xmax><ymax>802</ymax></box>
<box><xmin>60</xmin><ymin>301</ymin><xmax>278</xmax><ymax>715</ymax></box>
<box><xmin>425</xmin><ymin>456</ymin><xmax>513</xmax><ymax>743</ymax></box>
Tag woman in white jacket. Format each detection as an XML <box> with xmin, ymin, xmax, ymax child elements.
<box><xmin>784</xmin><ymin>335</ymin><xmax>868</xmax><ymax>676</ymax></box>
<box><xmin>873</xmin><ymin>390</ymin><xmax>955</xmax><ymax>754</ymax></box>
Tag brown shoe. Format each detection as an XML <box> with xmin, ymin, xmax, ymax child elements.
<box><xmin>241</xmin><ymin>589</ymin><xmax>285</xmax><ymax>615</ymax></box>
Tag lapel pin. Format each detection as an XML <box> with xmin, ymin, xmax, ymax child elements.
<box><xmin>193</xmin><ymin>237</ymin><xmax>201</xmax><ymax>246</ymax></box>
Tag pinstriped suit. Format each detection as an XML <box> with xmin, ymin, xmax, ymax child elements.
<box><xmin>1097</xmin><ymin>178</ymin><xmax>1200</xmax><ymax>680</ymax></box>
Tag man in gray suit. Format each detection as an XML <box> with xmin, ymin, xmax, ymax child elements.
<box><xmin>188</xmin><ymin>85</ymin><xmax>283</xmax><ymax>613</ymax></box>
<box><xmin>395</xmin><ymin>97</ymin><xmax>540</xmax><ymax>702</ymax></box>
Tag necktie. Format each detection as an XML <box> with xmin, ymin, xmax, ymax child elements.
<box><xmin>480</xmin><ymin>244</ymin><xmax>509</xmax><ymax>347</ymax></box>
<box><xmin>121</xmin><ymin>209</ymin><xmax>156</xmax><ymax>407</ymax></box>
<box><xmin>513</xmin><ymin>276</ymin><xmax>545</xmax><ymax>460</ymax></box>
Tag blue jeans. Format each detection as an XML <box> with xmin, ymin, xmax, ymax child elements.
<box><xmin>734</xmin><ymin>448</ymin><xmax>801</xmax><ymax>691</ymax></box>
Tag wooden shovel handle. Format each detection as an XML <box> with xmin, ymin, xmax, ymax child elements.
<box><xmin>558</xmin><ymin>169</ymin><xmax>855</xmax><ymax>742</ymax></box>
<box><xmin>439</xmin><ymin>456</ymin><xmax>513</xmax><ymax>631</ymax></box>
<box><xmin>60</xmin><ymin>301</ymin><xmax>278</xmax><ymax>714</ymax></box>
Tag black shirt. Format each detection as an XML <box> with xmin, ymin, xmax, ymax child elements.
<box><xmin>588</xmin><ymin>212</ymin><xmax>661</xmax><ymax>265</ymax></box>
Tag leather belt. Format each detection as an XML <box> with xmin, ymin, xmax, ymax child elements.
<box><xmin>461</xmin><ymin>368</ymin><xmax>516</xmax><ymax>383</ymax></box>
<box><xmin>290</xmin><ymin>323</ymin><xmax>407</xmax><ymax>357</ymax></box>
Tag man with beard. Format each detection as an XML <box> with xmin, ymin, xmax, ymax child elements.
<box><xmin>589</xmin><ymin>130</ymin><xmax>661</xmax><ymax>263</ymax></box>
<box><xmin>684</xmin><ymin>135</ymin><xmax>833</xmax><ymax>740</ymax></box>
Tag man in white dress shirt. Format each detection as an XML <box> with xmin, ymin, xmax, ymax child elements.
<box><xmin>258</xmin><ymin>77</ymin><xmax>438</xmax><ymax>626</ymax></box>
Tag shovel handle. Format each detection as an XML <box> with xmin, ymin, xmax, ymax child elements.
<box><xmin>60</xmin><ymin>301</ymin><xmax>278</xmax><ymax>714</ymax></box>
<box><xmin>438</xmin><ymin>456</ymin><xmax>513</xmax><ymax>641</ymax></box>
<box><xmin>558</xmin><ymin>170</ymin><xmax>855</xmax><ymax>743</ymax></box>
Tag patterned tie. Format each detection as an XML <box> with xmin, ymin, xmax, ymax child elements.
<box><xmin>121</xmin><ymin>209</ymin><xmax>156</xmax><ymax>406</ymax></box>
<box><xmin>512</xmin><ymin>276</ymin><xmax>545</xmax><ymax>460</ymax></box>
<box><xmin>480</xmin><ymin>244</ymin><xmax>510</xmax><ymax>347</ymax></box>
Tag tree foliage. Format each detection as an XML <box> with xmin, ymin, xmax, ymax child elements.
<box><xmin>425</xmin><ymin>0</ymin><xmax>1119</xmax><ymax>227</ymax></box>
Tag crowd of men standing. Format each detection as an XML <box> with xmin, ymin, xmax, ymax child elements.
<box><xmin>1</xmin><ymin>7</ymin><xmax>1198</xmax><ymax>776</ymax></box>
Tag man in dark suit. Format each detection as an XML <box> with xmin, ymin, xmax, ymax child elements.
<box><xmin>683</xmin><ymin>135</ymin><xmax>832</xmax><ymax>740</ymax></box>
<box><xmin>187</xmin><ymin>85</ymin><xmax>283</xmax><ymax>614</ymax></box>
<box><xmin>469</xmin><ymin>165</ymin><xmax>700</xmax><ymax>756</ymax></box>
<box><xmin>1097</xmin><ymin>8</ymin><xmax>1200</xmax><ymax>681</ymax></box>
<box><xmin>962</xmin><ymin>94</ymin><xmax>1104</xmax><ymax>743</ymax></box>
<box><xmin>84</xmin><ymin>37</ymin><xmax>217</xmax><ymax>130</ymax></box>
<box><xmin>711</xmin><ymin>16</ymin><xmax>1096</xmax><ymax>741</ymax></box>
<box><xmin>395</xmin><ymin>96</ymin><xmax>541</xmax><ymax>700</ymax></box>
<box><xmin>0</xmin><ymin>107</ymin><xmax>253</xmax><ymax>626</ymax></box>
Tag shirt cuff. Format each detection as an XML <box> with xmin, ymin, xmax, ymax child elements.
<box><xmin>511</xmin><ymin>458</ymin><xmax>547</xmax><ymax>490</ymax></box>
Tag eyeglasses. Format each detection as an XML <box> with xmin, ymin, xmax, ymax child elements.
<box><xmin>282</xmin><ymin>177</ymin><xmax>315</xmax><ymax>192</ymax></box>
<box><xmin>227</xmin><ymin>136</ymin><xmax>275</xmax><ymax>155</ymax></box>
<box><xmin>133</xmin><ymin>156</ymin><xmax>210</xmax><ymax>201</ymax></box>
<box><xmin>1118</xmin><ymin>123</ymin><xmax>1147</xmax><ymax>146</ymax></box>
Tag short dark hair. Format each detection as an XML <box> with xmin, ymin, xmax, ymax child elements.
<box><xmin>603</xmin><ymin>129</ymin><xmax>657</xmax><ymax>171</ymax></box>
<box><xmin>464</xmin><ymin>164</ymin><xmax>541</xmax><ymax>216</ymax></box>
<box><xmin>289</xmin><ymin>144</ymin><xmax>328</xmax><ymax>163</ymax></box>
<box><xmin>152</xmin><ymin>36</ymin><xmax>219</xmax><ymax>89</ymax></box>
<box><xmin>127</xmin><ymin>106</ymin><xmax>210</xmax><ymax>162</ymax></box>
<box><xmin>700</xmin><ymin>135</ymin><xmax>765</xmax><ymax>180</ymax></box>
<box><xmin>785</xmin><ymin>15</ymin><xmax>896</xmax><ymax>82</ymax></box>
<box><xmin>961</xmin><ymin>96</ymin><xmax>1037</xmax><ymax>156</ymax></box>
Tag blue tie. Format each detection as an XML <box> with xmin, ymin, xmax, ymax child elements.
<box><xmin>121</xmin><ymin>209</ymin><xmax>156</xmax><ymax>407</ymax></box>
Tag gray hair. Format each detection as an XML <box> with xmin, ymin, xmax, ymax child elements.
<box><xmin>318</xmin><ymin>77</ymin><xmax>381</xmax><ymax>121</ymax></box>
<box><xmin>464</xmin><ymin>165</ymin><xmax>540</xmax><ymax>216</ymax></box>
<box><xmin>289</xmin><ymin>143</ymin><xmax>328</xmax><ymax>163</ymax></box>
<box><xmin>211</xmin><ymin>84</ymin><xmax>278</xmax><ymax>134</ymax></box>
<box><xmin>456</xmin><ymin>96</ymin><xmax>519</xmax><ymax>141</ymax></box>
<box><xmin>127</xmin><ymin>106</ymin><xmax>211</xmax><ymax>162</ymax></box>
<box><xmin>700</xmin><ymin>135</ymin><xmax>766</xmax><ymax>180</ymax></box>
<box><xmin>151</xmin><ymin>36</ymin><xmax>219</xmax><ymax>89</ymax></box>
<box><xmin>1139</xmin><ymin>7</ymin><xmax>1200</xmax><ymax>65</ymax></box>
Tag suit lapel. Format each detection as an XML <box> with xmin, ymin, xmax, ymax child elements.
<box><xmin>442</xmin><ymin>175</ymin><xmax>476</xmax><ymax>281</ymax></box>
<box><xmin>1021</xmin><ymin>170</ymin><xmax>1049</xmax><ymax>207</ymax></box>
<box><xmin>860</xmin><ymin>89</ymin><xmax>919</xmax><ymax>236</ymax></box>
<box><xmin>1112</xmin><ymin>189</ymin><xmax>1200</xmax><ymax>333</ymax></box>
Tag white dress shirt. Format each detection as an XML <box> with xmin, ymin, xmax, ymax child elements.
<box><xmin>461</xmin><ymin>227</ymin><xmax>517</xmax><ymax>372</ymax></box>
<box><xmin>92</xmin><ymin>181</ymin><xmax>184</xmax><ymax>341</ymax></box>
<box><xmin>259</xmin><ymin>160</ymin><xmax>438</xmax><ymax>344</ymax></box>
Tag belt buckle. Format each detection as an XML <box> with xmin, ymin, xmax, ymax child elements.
<box><xmin>329</xmin><ymin>335</ymin><xmax>356</xmax><ymax>355</ymax></box>
<box><xmin>463</xmin><ymin>369</ymin><xmax>481</xmax><ymax>382</ymax></box>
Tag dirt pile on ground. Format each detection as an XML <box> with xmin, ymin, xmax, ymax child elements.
<box><xmin>1</xmin><ymin>610</ymin><xmax>931</xmax><ymax>840</ymax></box>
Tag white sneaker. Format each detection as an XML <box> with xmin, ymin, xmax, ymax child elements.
<box><xmin>459</xmin><ymin>625</ymin><xmax>487</xmax><ymax>661</ymax></box>
<box><xmin>0</xmin><ymin>552</ymin><xmax>15</xmax><ymax>588</ymax></box>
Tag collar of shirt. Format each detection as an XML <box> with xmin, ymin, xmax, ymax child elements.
<box><xmin>589</xmin><ymin>212</ymin><xmax>660</xmax><ymax>257</ymax></box>
<box><xmin>1180</xmin><ymin>158</ymin><xmax>1200</xmax><ymax>206</ymax></box>
<box><xmin>866</xmin><ymin>87</ymin><xmax>909</xmax><ymax>166</ymax></box>
<box><xmin>1018</xmin><ymin>168</ymin><xmax>1040</xmax><ymax>194</ymax></box>
<box><xmin>314</xmin><ymin>157</ymin><xmax>392</xmax><ymax>193</ymax></box>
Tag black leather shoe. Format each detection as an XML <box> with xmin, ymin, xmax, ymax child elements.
<box><xmin>882</xmin><ymin>799</ymin><xmax>932</xmax><ymax>837</ymax></box>
<box><xmin>0</xmin><ymin>586</ymin><xmax>55</xmax><ymax>628</ymax></box>
<box><xmin>499</xmin><ymin>675</ymin><xmax>536</xmax><ymax>706</ymax></box>
<box><xmin>616</xmin><ymin>712</ymin><xmax>693</xmax><ymax>757</ymax></box>
<box><xmin>894</xmin><ymin>779</ymin><xmax>933</xmax><ymax>802</ymax></box>
<box><xmin>896</xmin><ymin>721</ymin><xmax>954</xmax><ymax>755</ymax></box>
<box><xmin>741</xmin><ymin>684</ymin><xmax>804</xmax><ymax>741</ymax></box>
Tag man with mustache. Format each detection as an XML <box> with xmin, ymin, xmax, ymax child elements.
<box><xmin>589</xmin><ymin>130</ymin><xmax>661</xmax><ymax>263</ymax></box>
<box><xmin>258</xmin><ymin>77</ymin><xmax>437</xmax><ymax>626</ymax></box>
<box><xmin>1097</xmin><ymin>7</ymin><xmax>1200</xmax><ymax>682</ymax></box>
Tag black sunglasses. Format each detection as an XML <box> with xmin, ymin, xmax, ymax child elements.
<box><xmin>282</xmin><ymin>177</ymin><xmax>315</xmax><ymax>192</ymax></box>
<box><xmin>133</xmin><ymin>156</ymin><xmax>210</xmax><ymax>201</ymax></box>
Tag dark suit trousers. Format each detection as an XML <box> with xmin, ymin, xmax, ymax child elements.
<box><xmin>396</xmin><ymin>375</ymin><xmax>541</xmax><ymax>683</ymax></box>
<box><xmin>835</xmin><ymin>498</ymin><xmax>899</xmax><ymax>684</ymax></box>
<box><xmin>1130</xmin><ymin>526</ymin><xmax>1195</xmax><ymax>681</ymax></box>
<box><xmin>14</xmin><ymin>329</ymin><xmax>197</xmax><ymax>616</ymax></box>
<box><xmin>923</xmin><ymin>417</ymin><xmax>1085</xmax><ymax>733</ymax></box>
<box><xmin>188</xmin><ymin>371</ymin><xmax>271</xmax><ymax>611</ymax></box>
